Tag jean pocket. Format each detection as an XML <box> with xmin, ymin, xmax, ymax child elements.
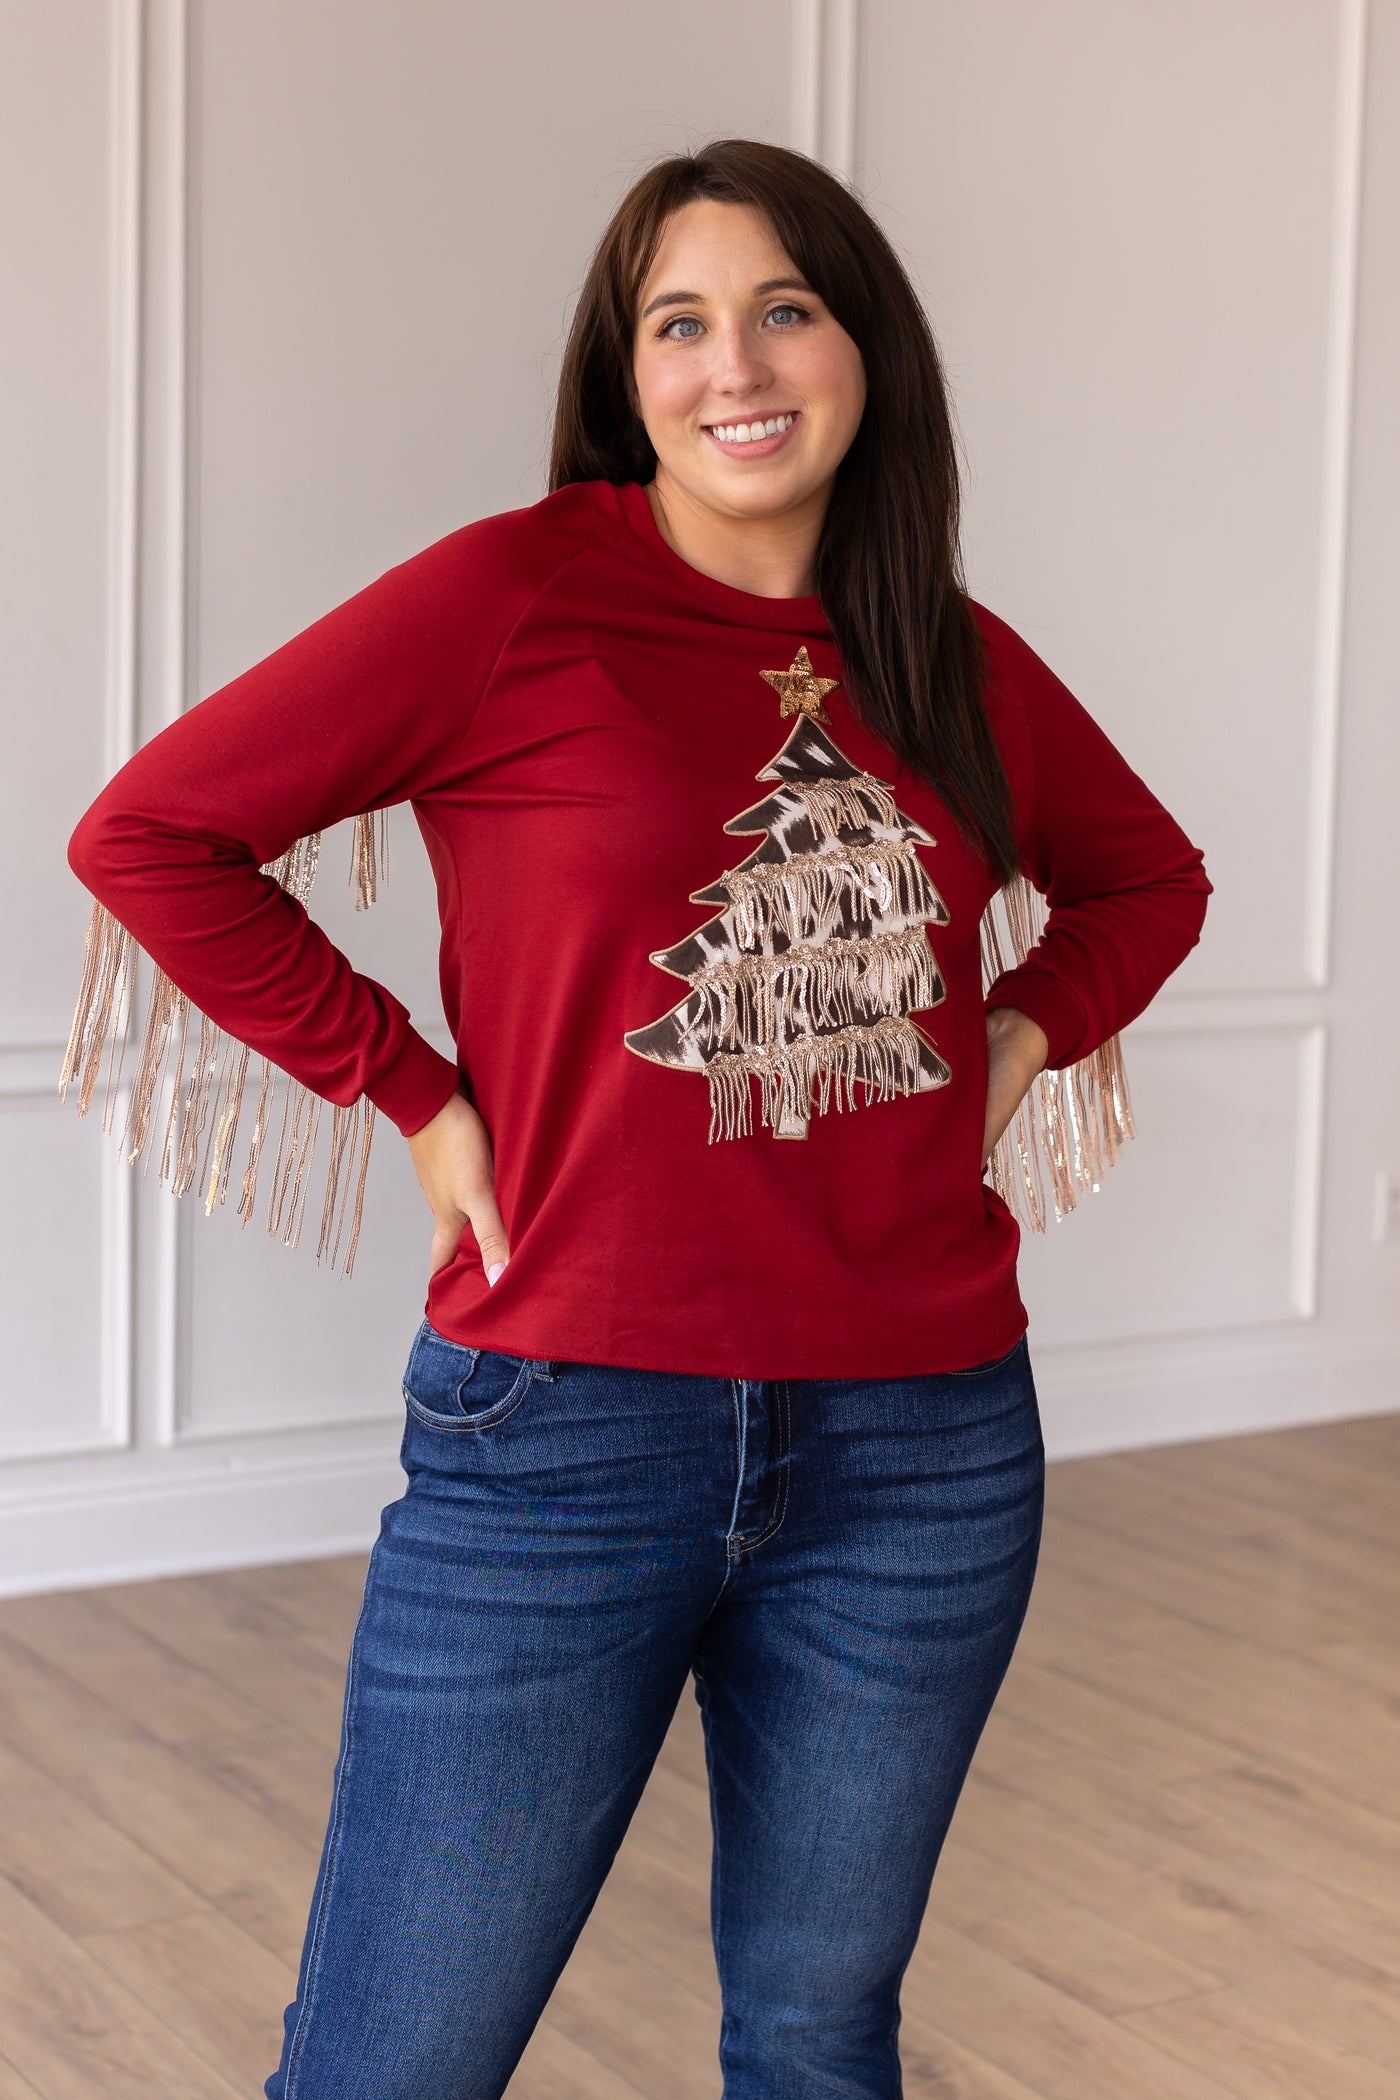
<box><xmin>944</xmin><ymin>1332</ymin><xmax>1029</xmax><ymax>1378</ymax></box>
<box><xmin>401</xmin><ymin>1318</ymin><xmax>539</xmax><ymax>1433</ymax></box>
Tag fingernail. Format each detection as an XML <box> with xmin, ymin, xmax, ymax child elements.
<box><xmin>486</xmin><ymin>1262</ymin><xmax>507</xmax><ymax>1286</ymax></box>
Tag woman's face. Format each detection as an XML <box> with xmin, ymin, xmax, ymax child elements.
<box><xmin>631</xmin><ymin>199</ymin><xmax>867</xmax><ymax>520</ymax></box>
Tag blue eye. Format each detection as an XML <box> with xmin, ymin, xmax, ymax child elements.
<box><xmin>656</xmin><ymin>303</ymin><xmax>812</xmax><ymax>341</ymax></box>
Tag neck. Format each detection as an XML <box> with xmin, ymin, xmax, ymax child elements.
<box><xmin>644</xmin><ymin>470</ymin><xmax>826</xmax><ymax>599</ymax></box>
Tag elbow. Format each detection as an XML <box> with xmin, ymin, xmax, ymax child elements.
<box><xmin>1153</xmin><ymin>858</ymin><xmax>1213</xmax><ymax>984</ymax></box>
<box><xmin>67</xmin><ymin>790</ymin><xmax>145</xmax><ymax>906</ymax></box>
<box><xmin>1184</xmin><ymin>848</ymin><xmax>1214</xmax><ymax>948</ymax></box>
<box><xmin>1160</xmin><ymin>842</ymin><xmax>1214</xmax><ymax>955</ymax></box>
<box><xmin>67</xmin><ymin>801</ymin><xmax>114</xmax><ymax>898</ymax></box>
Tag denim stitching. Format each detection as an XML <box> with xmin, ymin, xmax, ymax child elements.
<box><xmin>401</xmin><ymin>1359</ymin><xmax>538</xmax><ymax>1434</ymax></box>
<box><xmin>734</xmin><ymin>1378</ymin><xmax>791</xmax><ymax>1555</ymax></box>
<box><xmin>694</xmin><ymin>1664</ymin><xmax>729</xmax><ymax>2029</ymax></box>
<box><xmin>410</xmin><ymin>1318</ymin><xmax>485</xmax><ymax>1381</ymax></box>
<box><xmin>724</xmin><ymin>1378</ymin><xmax>747</xmax><ymax>1557</ymax></box>
<box><xmin>283</xmin><ymin>1587</ymin><xmax>365</xmax><ymax>2094</ymax></box>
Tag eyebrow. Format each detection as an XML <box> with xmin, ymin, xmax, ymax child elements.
<box><xmin>639</xmin><ymin>276</ymin><xmax>817</xmax><ymax>320</ymax></box>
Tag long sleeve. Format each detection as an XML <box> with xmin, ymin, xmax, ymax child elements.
<box><xmin>67</xmin><ymin>514</ymin><xmax>540</xmax><ymax>1137</ymax></box>
<box><xmin>977</xmin><ymin>608</ymin><xmax>1213</xmax><ymax>1070</ymax></box>
<box><xmin>59</xmin><ymin>471</ymin><xmax>1216</xmax><ymax>1322</ymax></box>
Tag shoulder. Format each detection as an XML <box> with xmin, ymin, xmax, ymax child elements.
<box><xmin>966</xmin><ymin>597</ymin><xmax>1054</xmax><ymax>698</ymax></box>
<box><xmin>380</xmin><ymin>479</ymin><xmax>631</xmax><ymax>608</ymax></box>
<box><xmin>965</xmin><ymin>596</ymin><xmax>1093</xmax><ymax>736</ymax></box>
<box><xmin>273</xmin><ymin>482</ymin><xmax>632</xmax><ymax>686</ymax></box>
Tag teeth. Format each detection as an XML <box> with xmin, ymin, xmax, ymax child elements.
<box><xmin>707</xmin><ymin>412</ymin><xmax>796</xmax><ymax>444</ymax></box>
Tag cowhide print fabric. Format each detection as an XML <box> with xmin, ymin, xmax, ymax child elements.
<box><xmin>623</xmin><ymin>662</ymin><xmax>953</xmax><ymax>1143</ymax></box>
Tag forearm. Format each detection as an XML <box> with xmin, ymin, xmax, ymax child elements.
<box><xmin>67</xmin><ymin>808</ymin><xmax>460</xmax><ymax>1133</ymax></box>
<box><xmin>981</xmin><ymin>1005</ymin><xmax>1050</xmax><ymax>1170</ymax></box>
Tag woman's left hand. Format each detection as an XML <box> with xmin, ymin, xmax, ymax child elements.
<box><xmin>981</xmin><ymin>1007</ymin><xmax>1050</xmax><ymax>1171</ymax></box>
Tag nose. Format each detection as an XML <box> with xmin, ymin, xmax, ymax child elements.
<box><xmin>709</xmin><ymin>321</ymin><xmax>774</xmax><ymax>390</ymax></box>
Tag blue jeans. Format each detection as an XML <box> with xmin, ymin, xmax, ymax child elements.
<box><xmin>265</xmin><ymin>1320</ymin><xmax>1045</xmax><ymax>2099</ymax></box>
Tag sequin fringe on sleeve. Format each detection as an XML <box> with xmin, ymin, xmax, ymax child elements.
<box><xmin>57</xmin><ymin>808</ymin><xmax>390</xmax><ymax>1277</ymax></box>
<box><xmin>979</xmin><ymin>871</ymin><xmax>1136</xmax><ymax>1231</ymax></box>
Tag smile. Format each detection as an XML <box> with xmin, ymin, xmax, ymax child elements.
<box><xmin>702</xmin><ymin>410</ymin><xmax>801</xmax><ymax>457</ymax></box>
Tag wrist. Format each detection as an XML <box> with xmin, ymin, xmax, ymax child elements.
<box><xmin>986</xmin><ymin>1004</ymin><xmax>1050</xmax><ymax>1077</ymax></box>
<box><xmin>369</xmin><ymin>1034</ymin><xmax>463</xmax><ymax>1137</ymax></box>
<box><xmin>984</xmin><ymin>970</ymin><xmax>1088</xmax><ymax>1070</ymax></box>
<box><xmin>406</xmin><ymin>1082</ymin><xmax>469</xmax><ymax>1147</ymax></box>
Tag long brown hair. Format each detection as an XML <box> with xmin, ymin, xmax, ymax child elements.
<box><xmin>548</xmin><ymin>137</ymin><xmax>1019</xmax><ymax>887</ymax></box>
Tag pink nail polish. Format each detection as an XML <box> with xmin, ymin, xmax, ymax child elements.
<box><xmin>486</xmin><ymin>1261</ymin><xmax>506</xmax><ymax>1286</ymax></box>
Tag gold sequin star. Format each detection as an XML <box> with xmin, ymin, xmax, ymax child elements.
<box><xmin>759</xmin><ymin>646</ymin><xmax>841</xmax><ymax>723</ymax></box>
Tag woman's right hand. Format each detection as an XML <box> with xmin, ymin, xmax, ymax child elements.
<box><xmin>405</xmin><ymin>1087</ymin><xmax>510</xmax><ymax>1287</ymax></box>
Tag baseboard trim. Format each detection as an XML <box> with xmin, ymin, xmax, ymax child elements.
<box><xmin>0</xmin><ymin>1332</ymin><xmax>1394</xmax><ymax>1595</ymax></box>
<box><xmin>0</xmin><ymin>1448</ymin><xmax>401</xmax><ymax>1599</ymax></box>
<box><xmin>1034</xmin><ymin>1327</ymin><xmax>1400</xmax><ymax>1460</ymax></box>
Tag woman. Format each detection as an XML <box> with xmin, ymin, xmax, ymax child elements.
<box><xmin>65</xmin><ymin>140</ymin><xmax>1211</xmax><ymax>2100</ymax></box>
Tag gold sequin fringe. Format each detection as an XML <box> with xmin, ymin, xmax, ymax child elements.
<box><xmin>785</xmin><ymin>772</ymin><xmax>902</xmax><ymax>840</ymax></box>
<box><xmin>979</xmin><ymin>872</ymin><xmax>1136</xmax><ymax>1231</ymax></box>
<box><xmin>706</xmin><ymin>1013</ymin><xmax>931</xmax><ymax>1142</ymax></box>
<box><xmin>57</xmin><ymin>811</ymin><xmax>387</xmax><ymax>1275</ymax></box>
<box><xmin>691</xmin><ymin>926</ymin><xmax>941</xmax><ymax>1051</ymax></box>
<box><xmin>351</xmin><ymin>804</ymin><xmax>389</xmax><ymax>911</ymax></box>
<box><xmin>728</xmin><ymin>840</ymin><xmax>940</xmax><ymax>949</ymax></box>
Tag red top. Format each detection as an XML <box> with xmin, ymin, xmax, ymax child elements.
<box><xmin>67</xmin><ymin>477</ymin><xmax>1212</xmax><ymax>1376</ymax></box>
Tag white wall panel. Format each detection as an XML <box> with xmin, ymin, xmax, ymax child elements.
<box><xmin>859</xmin><ymin>0</ymin><xmax>1350</xmax><ymax>999</ymax></box>
<box><xmin>0</xmin><ymin>1097</ymin><xmax>128</xmax><ymax>1457</ymax></box>
<box><xmin>175</xmin><ymin>1046</ymin><xmax>441</xmax><ymax>1441</ymax></box>
<box><xmin>3</xmin><ymin>0</ymin><xmax>1394</xmax><ymax>1591</ymax></box>
<box><xmin>1017</xmin><ymin>1023</ymin><xmax>1326</xmax><ymax>1348</ymax></box>
<box><xmin>0</xmin><ymin>0</ymin><xmax>136</xmax><ymax>1039</ymax></box>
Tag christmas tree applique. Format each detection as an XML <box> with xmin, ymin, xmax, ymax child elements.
<box><xmin>623</xmin><ymin>647</ymin><xmax>952</xmax><ymax>1140</ymax></box>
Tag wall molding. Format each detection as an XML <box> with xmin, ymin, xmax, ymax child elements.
<box><xmin>1060</xmin><ymin>1012</ymin><xmax>1327</xmax><ymax>1336</ymax></box>
<box><xmin>0</xmin><ymin>0</ymin><xmax>147</xmax><ymax>1467</ymax></box>
<box><xmin>1033</xmin><ymin>1324</ymin><xmax>1400</xmax><ymax>1465</ymax></box>
<box><xmin>1305</xmin><ymin>0</ymin><xmax>1369</xmax><ymax>990</ymax></box>
<box><xmin>159</xmin><ymin>0</ymin><xmax>196</xmax><ymax>1446</ymax></box>
<box><xmin>84</xmin><ymin>0</ymin><xmax>142</xmax><ymax>1468</ymax></box>
<box><xmin>790</xmin><ymin>0</ymin><xmax>860</xmax><ymax>177</ymax></box>
<box><xmin>1120</xmin><ymin>1017</ymin><xmax>1328</xmax><ymax>1331</ymax></box>
<box><xmin>9</xmin><ymin>0</ymin><xmax>1388</xmax><ymax>1596</ymax></box>
<box><xmin>0</xmin><ymin>1443</ymin><xmax>400</xmax><ymax>1599</ymax></box>
<box><xmin>0</xmin><ymin>1097</ymin><xmax>133</xmax><ymax>1464</ymax></box>
<box><xmin>105</xmin><ymin>0</ymin><xmax>143</xmax><ymax>781</ymax></box>
<box><xmin>1292</xmin><ymin>1021</ymin><xmax>1328</xmax><ymax>1319</ymax></box>
<box><xmin>0</xmin><ymin>1321</ymin><xmax>1394</xmax><ymax>1595</ymax></box>
<box><xmin>7</xmin><ymin>0</ymin><xmax>143</xmax><ymax>1061</ymax></box>
<box><xmin>166</xmin><ymin>0</ymin><xmax>194</xmax><ymax>740</ymax></box>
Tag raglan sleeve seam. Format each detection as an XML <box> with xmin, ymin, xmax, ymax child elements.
<box><xmin>440</xmin><ymin>521</ymin><xmax>640</xmax><ymax>777</ymax></box>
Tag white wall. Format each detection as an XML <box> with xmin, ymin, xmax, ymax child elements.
<box><xmin>2</xmin><ymin>0</ymin><xmax>1395</xmax><ymax>1595</ymax></box>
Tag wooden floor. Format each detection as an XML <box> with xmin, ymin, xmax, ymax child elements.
<box><xmin>0</xmin><ymin>1409</ymin><xmax>1397</xmax><ymax>2097</ymax></box>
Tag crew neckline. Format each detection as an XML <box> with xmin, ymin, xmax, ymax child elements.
<box><xmin>617</xmin><ymin>478</ymin><xmax>831</xmax><ymax>636</ymax></box>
